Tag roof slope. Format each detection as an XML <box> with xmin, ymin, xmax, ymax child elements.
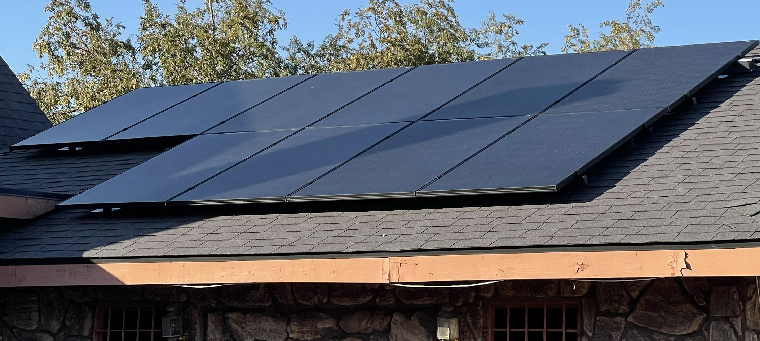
<box><xmin>0</xmin><ymin>56</ymin><xmax>51</xmax><ymax>150</ymax></box>
<box><xmin>1</xmin><ymin>46</ymin><xmax>760</xmax><ymax>260</ymax></box>
<box><xmin>0</xmin><ymin>146</ymin><xmax>165</xmax><ymax>196</ymax></box>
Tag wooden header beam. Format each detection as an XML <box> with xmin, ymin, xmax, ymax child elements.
<box><xmin>1</xmin><ymin>247</ymin><xmax>759</xmax><ymax>287</ymax></box>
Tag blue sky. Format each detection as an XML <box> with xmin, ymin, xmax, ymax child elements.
<box><xmin>0</xmin><ymin>0</ymin><xmax>756</xmax><ymax>74</ymax></box>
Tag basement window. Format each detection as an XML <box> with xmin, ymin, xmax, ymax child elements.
<box><xmin>489</xmin><ymin>302</ymin><xmax>580</xmax><ymax>341</ymax></box>
<box><xmin>94</xmin><ymin>306</ymin><xmax>166</xmax><ymax>341</ymax></box>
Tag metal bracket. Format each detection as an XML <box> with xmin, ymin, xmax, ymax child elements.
<box><xmin>739</xmin><ymin>57</ymin><xmax>760</xmax><ymax>71</ymax></box>
<box><xmin>727</xmin><ymin>57</ymin><xmax>760</xmax><ymax>73</ymax></box>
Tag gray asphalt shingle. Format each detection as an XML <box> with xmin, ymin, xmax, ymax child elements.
<box><xmin>0</xmin><ymin>55</ymin><xmax>51</xmax><ymax>150</ymax></box>
<box><xmin>2</xmin><ymin>47</ymin><xmax>760</xmax><ymax>260</ymax></box>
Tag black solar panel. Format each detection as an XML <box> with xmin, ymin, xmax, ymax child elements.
<box><xmin>57</xmin><ymin>40</ymin><xmax>759</xmax><ymax>208</ymax></box>
<box><xmin>292</xmin><ymin>117</ymin><xmax>526</xmax><ymax>199</ymax></box>
<box><xmin>172</xmin><ymin>123</ymin><xmax>405</xmax><ymax>203</ymax></box>
<box><xmin>108</xmin><ymin>75</ymin><xmax>311</xmax><ymax>141</ymax></box>
<box><xmin>425</xmin><ymin>50</ymin><xmax>628</xmax><ymax>120</ymax></box>
<box><xmin>547</xmin><ymin>41</ymin><xmax>756</xmax><ymax>114</ymax></box>
<box><xmin>208</xmin><ymin>68</ymin><xmax>410</xmax><ymax>133</ymax></box>
<box><xmin>419</xmin><ymin>109</ymin><xmax>660</xmax><ymax>194</ymax></box>
<box><xmin>314</xmin><ymin>58</ymin><xmax>516</xmax><ymax>127</ymax></box>
<box><xmin>12</xmin><ymin>82</ymin><xmax>217</xmax><ymax>149</ymax></box>
<box><xmin>61</xmin><ymin>131</ymin><xmax>290</xmax><ymax>206</ymax></box>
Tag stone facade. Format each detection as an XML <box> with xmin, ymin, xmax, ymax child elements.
<box><xmin>0</xmin><ymin>278</ymin><xmax>758</xmax><ymax>341</ymax></box>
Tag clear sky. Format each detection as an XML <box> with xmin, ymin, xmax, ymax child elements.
<box><xmin>0</xmin><ymin>0</ymin><xmax>756</xmax><ymax>74</ymax></box>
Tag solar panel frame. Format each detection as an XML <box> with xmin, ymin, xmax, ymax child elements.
<box><xmin>11</xmin><ymin>82</ymin><xmax>219</xmax><ymax>150</ymax></box>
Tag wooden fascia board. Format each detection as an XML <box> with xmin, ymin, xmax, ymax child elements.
<box><xmin>0</xmin><ymin>258</ymin><xmax>391</xmax><ymax>287</ymax></box>
<box><xmin>0</xmin><ymin>247</ymin><xmax>758</xmax><ymax>287</ymax></box>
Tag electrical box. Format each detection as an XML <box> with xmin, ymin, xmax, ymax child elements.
<box><xmin>162</xmin><ymin>314</ymin><xmax>182</xmax><ymax>338</ymax></box>
<box><xmin>436</xmin><ymin>317</ymin><xmax>459</xmax><ymax>341</ymax></box>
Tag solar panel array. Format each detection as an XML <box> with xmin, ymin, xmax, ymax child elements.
<box><xmin>15</xmin><ymin>41</ymin><xmax>753</xmax><ymax>207</ymax></box>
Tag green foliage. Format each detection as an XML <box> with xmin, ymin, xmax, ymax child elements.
<box><xmin>20</xmin><ymin>0</ymin><xmax>661</xmax><ymax>124</ymax></box>
<box><xmin>22</xmin><ymin>0</ymin><xmax>288</xmax><ymax>123</ymax></box>
<box><xmin>562</xmin><ymin>0</ymin><xmax>663</xmax><ymax>53</ymax></box>
<box><xmin>139</xmin><ymin>0</ymin><xmax>287</xmax><ymax>85</ymax></box>
<box><xmin>19</xmin><ymin>0</ymin><xmax>142</xmax><ymax>124</ymax></box>
<box><xmin>283</xmin><ymin>0</ymin><xmax>545</xmax><ymax>74</ymax></box>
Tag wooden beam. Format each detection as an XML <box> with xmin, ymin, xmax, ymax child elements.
<box><xmin>4</xmin><ymin>246</ymin><xmax>760</xmax><ymax>287</ymax></box>
<box><xmin>0</xmin><ymin>195</ymin><xmax>59</xmax><ymax>219</ymax></box>
<box><xmin>388</xmin><ymin>250</ymin><xmax>688</xmax><ymax>282</ymax></box>
<box><xmin>0</xmin><ymin>258</ymin><xmax>390</xmax><ymax>287</ymax></box>
<box><xmin>680</xmin><ymin>248</ymin><xmax>760</xmax><ymax>277</ymax></box>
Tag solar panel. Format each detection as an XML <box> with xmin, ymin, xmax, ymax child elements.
<box><xmin>208</xmin><ymin>68</ymin><xmax>410</xmax><ymax>134</ymax></box>
<box><xmin>55</xmin><ymin>40</ymin><xmax>759</xmax><ymax>208</ymax></box>
<box><xmin>291</xmin><ymin>117</ymin><xmax>526</xmax><ymax>199</ymax></box>
<box><xmin>172</xmin><ymin>123</ymin><xmax>405</xmax><ymax>203</ymax></box>
<box><xmin>547</xmin><ymin>41</ymin><xmax>756</xmax><ymax>114</ymax></box>
<box><xmin>418</xmin><ymin>109</ymin><xmax>661</xmax><ymax>194</ymax></box>
<box><xmin>314</xmin><ymin>58</ymin><xmax>516</xmax><ymax>127</ymax></box>
<box><xmin>108</xmin><ymin>75</ymin><xmax>311</xmax><ymax>141</ymax></box>
<box><xmin>12</xmin><ymin>82</ymin><xmax>217</xmax><ymax>149</ymax></box>
<box><xmin>425</xmin><ymin>50</ymin><xmax>628</xmax><ymax>120</ymax></box>
<box><xmin>60</xmin><ymin>131</ymin><xmax>290</xmax><ymax>206</ymax></box>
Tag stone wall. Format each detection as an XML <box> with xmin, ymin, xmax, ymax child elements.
<box><xmin>1</xmin><ymin>278</ymin><xmax>758</xmax><ymax>341</ymax></box>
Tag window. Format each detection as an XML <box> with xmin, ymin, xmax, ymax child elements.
<box><xmin>489</xmin><ymin>302</ymin><xmax>581</xmax><ymax>341</ymax></box>
<box><xmin>94</xmin><ymin>306</ymin><xmax>166</xmax><ymax>341</ymax></box>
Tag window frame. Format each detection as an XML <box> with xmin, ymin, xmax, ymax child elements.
<box><xmin>486</xmin><ymin>300</ymin><xmax>582</xmax><ymax>341</ymax></box>
<box><xmin>93</xmin><ymin>304</ymin><xmax>165</xmax><ymax>341</ymax></box>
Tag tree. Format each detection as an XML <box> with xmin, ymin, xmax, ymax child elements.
<box><xmin>21</xmin><ymin>0</ymin><xmax>288</xmax><ymax>123</ymax></box>
<box><xmin>562</xmin><ymin>0</ymin><xmax>663</xmax><ymax>53</ymax></box>
<box><xmin>139</xmin><ymin>0</ymin><xmax>287</xmax><ymax>85</ymax></box>
<box><xmin>18</xmin><ymin>0</ymin><xmax>142</xmax><ymax>124</ymax></box>
<box><xmin>282</xmin><ymin>0</ymin><xmax>545</xmax><ymax>74</ymax></box>
<box><xmin>21</xmin><ymin>0</ymin><xmax>662</xmax><ymax>124</ymax></box>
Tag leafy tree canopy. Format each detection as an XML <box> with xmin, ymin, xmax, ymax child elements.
<box><xmin>19</xmin><ymin>0</ymin><xmax>663</xmax><ymax>124</ymax></box>
<box><xmin>562</xmin><ymin>0</ymin><xmax>663</xmax><ymax>53</ymax></box>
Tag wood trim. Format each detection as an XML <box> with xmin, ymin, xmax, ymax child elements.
<box><xmin>2</xmin><ymin>246</ymin><xmax>760</xmax><ymax>287</ymax></box>
<box><xmin>0</xmin><ymin>195</ymin><xmax>59</xmax><ymax>219</ymax></box>
<box><xmin>0</xmin><ymin>258</ymin><xmax>390</xmax><ymax>287</ymax></box>
<box><xmin>388</xmin><ymin>249</ymin><xmax>689</xmax><ymax>282</ymax></box>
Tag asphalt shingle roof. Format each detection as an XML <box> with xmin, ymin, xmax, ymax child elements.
<box><xmin>1</xmin><ymin>46</ymin><xmax>760</xmax><ymax>261</ymax></box>
<box><xmin>0</xmin><ymin>56</ymin><xmax>51</xmax><ymax>150</ymax></box>
<box><xmin>0</xmin><ymin>146</ymin><xmax>165</xmax><ymax>196</ymax></box>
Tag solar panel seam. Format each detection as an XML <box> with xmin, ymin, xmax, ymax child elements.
<box><xmin>415</xmin><ymin>49</ymin><xmax>639</xmax><ymax>193</ymax></box>
<box><xmin>286</xmin><ymin>57</ymin><xmax>525</xmax><ymax>198</ymax></box>
<box><xmin>103</xmin><ymin>82</ymin><xmax>224</xmax><ymax>141</ymax></box>
<box><xmin>303</xmin><ymin>68</ymin><xmax>418</xmax><ymax>128</ymax></box>
<box><xmin>165</xmin><ymin>67</ymin><xmax>419</xmax><ymax>202</ymax></box>
<box><xmin>198</xmin><ymin>74</ymin><xmax>318</xmax><ymax>134</ymax></box>
<box><xmin>203</xmin><ymin>67</ymin><xmax>418</xmax><ymax>135</ymax></box>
